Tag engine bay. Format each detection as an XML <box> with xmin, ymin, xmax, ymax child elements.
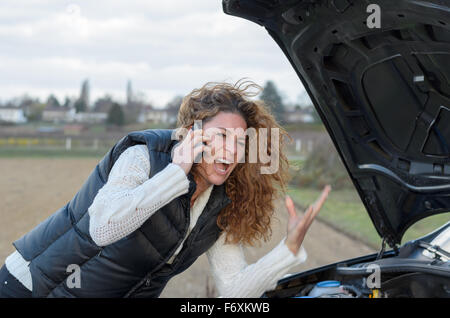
<box><xmin>264</xmin><ymin>223</ymin><xmax>450</xmax><ymax>298</ymax></box>
<box><xmin>289</xmin><ymin>272</ymin><xmax>450</xmax><ymax>298</ymax></box>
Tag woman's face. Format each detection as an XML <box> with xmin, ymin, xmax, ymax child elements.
<box><xmin>194</xmin><ymin>111</ymin><xmax>247</xmax><ymax>186</ymax></box>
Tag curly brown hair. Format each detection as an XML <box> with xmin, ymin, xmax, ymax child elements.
<box><xmin>177</xmin><ymin>79</ymin><xmax>292</xmax><ymax>247</ymax></box>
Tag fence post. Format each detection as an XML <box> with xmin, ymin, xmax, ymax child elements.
<box><xmin>308</xmin><ymin>140</ymin><xmax>313</xmax><ymax>152</ymax></box>
<box><xmin>65</xmin><ymin>137</ymin><xmax>72</xmax><ymax>151</ymax></box>
<box><xmin>295</xmin><ymin>139</ymin><xmax>301</xmax><ymax>152</ymax></box>
<box><xmin>93</xmin><ymin>138</ymin><xmax>99</xmax><ymax>150</ymax></box>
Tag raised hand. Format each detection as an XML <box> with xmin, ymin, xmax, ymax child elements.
<box><xmin>284</xmin><ymin>185</ymin><xmax>331</xmax><ymax>255</ymax></box>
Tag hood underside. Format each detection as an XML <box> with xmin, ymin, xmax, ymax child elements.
<box><xmin>223</xmin><ymin>0</ymin><xmax>450</xmax><ymax>247</ymax></box>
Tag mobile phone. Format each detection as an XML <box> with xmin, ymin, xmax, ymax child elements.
<box><xmin>193</xmin><ymin>121</ymin><xmax>204</xmax><ymax>163</ymax></box>
<box><xmin>193</xmin><ymin>121</ymin><xmax>202</xmax><ymax>131</ymax></box>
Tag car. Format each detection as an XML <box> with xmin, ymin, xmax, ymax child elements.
<box><xmin>223</xmin><ymin>0</ymin><xmax>450</xmax><ymax>298</ymax></box>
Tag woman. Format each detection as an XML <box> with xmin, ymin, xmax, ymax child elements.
<box><xmin>0</xmin><ymin>80</ymin><xmax>330</xmax><ymax>298</ymax></box>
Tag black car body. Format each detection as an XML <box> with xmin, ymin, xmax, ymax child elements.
<box><xmin>223</xmin><ymin>0</ymin><xmax>450</xmax><ymax>298</ymax></box>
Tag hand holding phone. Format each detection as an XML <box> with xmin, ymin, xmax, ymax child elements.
<box><xmin>171</xmin><ymin>122</ymin><xmax>211</xmax><ymax>174</ymax></box>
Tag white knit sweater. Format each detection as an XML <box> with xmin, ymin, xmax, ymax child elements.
<box><xmin>5</xmin><ymin>144</ymin><xmax>307</xmax><ymax>297</ymax></box>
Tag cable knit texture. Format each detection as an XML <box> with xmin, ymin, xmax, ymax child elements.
<box><xmin>87</xmin><ymin>145</ymin><xmax>190</xmax><ymax>247</ymax></box>
<box><xmin>5</xmin><ymin>144</ymin><xmax>307</xmax><ymax>297</ymax></box>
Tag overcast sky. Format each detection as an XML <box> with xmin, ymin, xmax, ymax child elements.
<box><xmin>0</xmin><ymin>0</ymin><xmax>310</xmax><ymax>108</ymax></box>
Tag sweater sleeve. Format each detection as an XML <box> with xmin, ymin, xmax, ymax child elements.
<box><xmin>88</xmin><ymin>144</ymin><xmax>190</xmax><ymax>246</ymax></box>
<box><xmin>206</xmin><ymin>233</ymin><xmax>307</xmax><ymax>298</ymax></box>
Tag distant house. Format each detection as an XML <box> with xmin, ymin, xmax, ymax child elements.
<box><xmin>0</xmin><ymin>107</ymin><xmax>27</xmax><ymax>124</ymax></box>
<box><xmin>283</xmin><ymin>107</ymin><xmax>315</xmax><ymax>124</ymax></box>
<box><xmin>72</xmin><ymin>112</ymin><xmax>108</xmax><ymax>124</ymax></box>
<box><xmin>42</xmin><ymin>106</ymin><xmax>75</xmax><ymax>123</ymax></box>
<box><xmin>139</xmin><ymin>107</ymin><xmax>177</xmax><ymax>125</ymax></box>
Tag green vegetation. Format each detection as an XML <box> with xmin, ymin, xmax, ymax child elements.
<box><xmin>74</xmin><ymin>98</ymin><xmax>87</xmax><ymax>113</ymax></box>
<box><xmin>260</xmin><ymin>80</ymin><xmax>285</xmax><ymax>124</ymax></box>
<box><xmin>288</xmin><ymin>140</ymin><xmax>354</xmax><ymax>190</ymax></box>
<box><xmin>402</xmin><ymin>214</ymin><xmax>449</xmax><ymax>244</ymax></box>
<box><xmin>88</xmin><ymin>124</ymin><xmax>107</xmax><ymax>134</ymax></box>
<box><xmin>107</xmin><ymin>103</ymin><xmax>125</xmax><ymax>126</ymax></box>
<box><xmin>284</xmin><ymin>122</ymin><xmax>325</xmax><ymax>132</ymax></box>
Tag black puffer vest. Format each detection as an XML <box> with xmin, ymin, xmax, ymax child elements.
<box><xmin>13</xmin><ymin>129</ymin><xmax>231</xmax><ymax>298</ymax></box>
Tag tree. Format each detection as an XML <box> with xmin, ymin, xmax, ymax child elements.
<box><xmin>165</xmin><ymin>95</ymin><xmax>183</xmax><ymax>112</ymax></box>
<box><xmin>260</xmin><ymin>81</ymin><xmax>285</xmax><ymax>124</ymax></box>
<box><xmin>164</xmin><ymin>95</ymin><xmax>183</xmax><ymax>128</ymax></box>
<box><xmin>107</xmin><ymin>102</ymin><xmax>125</xmax><ymax>126</ymax></box>
<box><xmin>46</xmin><ymin>94</ymin><xmax>60</xmax><ymax>108</ymax></box>
<box><xmin>74</xmin><ymin>98</ymin><xmax>87</xmax><ymax>113</ymax></box>
<box><xmin>63</xmin><ymin>97</ymin><xmax>72</xmax><ymax>108</ymax></box>
<box><xmin>25</xmin><ymin>102</ymin><xmax>46</xmax><ymax>122</ymax></box>
<box><xmin>93</xmin><ymin>95</ymin><xmax>114</xmax><ymax>113</ymax></box>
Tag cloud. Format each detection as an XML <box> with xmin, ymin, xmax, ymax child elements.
<box><xmin>0</xmin><ymin>0</ymin><xmax>307</xmax><ymax>107</ymax></box>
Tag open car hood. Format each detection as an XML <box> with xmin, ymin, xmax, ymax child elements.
<box><xmin>223</xmin><ymin>0</ymin><xmax>450</xmax><ymax>247</ymax></box>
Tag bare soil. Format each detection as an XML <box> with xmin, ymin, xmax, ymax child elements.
<box><xmin>0</xmin><ymin>158</ymin><xmax>375</xmax><ymax>297</ymax></box>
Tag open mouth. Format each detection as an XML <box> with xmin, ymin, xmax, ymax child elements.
<box><xmin>213</xmin><ymin>158</ymin><xmax>232</xmax><ymax>175</ymax></box>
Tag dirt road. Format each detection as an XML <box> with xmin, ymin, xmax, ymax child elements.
<box><xmin>0</xmin><ymin>158</ymin><xmax>375</xmax><ymax>297</ymax></box>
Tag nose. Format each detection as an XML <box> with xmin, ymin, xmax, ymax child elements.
<box><xmin>225</xmin><ymin>137</ymin><xmax>236</xmax><ymax>154</ymax></box>
<box><xmin>223</xmin><ymin>135</ymin><xmax>244</xmax><ymax>162</ymax></box>
<box><xmin>210</xmin><ymin>135</ymin><xmax>236</xmax><ymax>161</ymax></box>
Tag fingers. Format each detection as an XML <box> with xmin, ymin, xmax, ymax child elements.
<box><xmin>175</xmin><ymin>130</ymin><xmax>210</xmax><ymax>161</ymax></box>
<box><xmin>304</xmin><ymin>185</ymin><xmax>331</xmax><ymax>226</ymax></box>
<box><xmin>302</xmin><ymin>204</ymin><xmax>314</xmax><ymax>226</ymax></box>
<box><xmin>285</xmin><ymin>195</ymin><xmax>297</xmax><ymax>219</ymax></box>
<box><xmin>172</xmin><ymin>128</ymin><xmax>212</xmax><ymax>174</ymax></box>
<box><xmin>190</xmin><ymin>129</ymin><xmax>211</xmax><ymax>146</ymax></box>
<box><xmin>193</xmin><ymin>142</ymin><xmax>211</xmax><ymax>163</ymax></box>
<box><xmin>312</xmin><ymin>185</ymin><xmax>331</xmax><ymax>212</ymax></box>
<box><xmin>287</xmin><ymin>186</ymin><xmax>332</xmax><ymax>251</ymax></box>
<box><xmin>191</xmin><ymin>131</ymin><xmax>211</xmax><ymax>163</ymax></box>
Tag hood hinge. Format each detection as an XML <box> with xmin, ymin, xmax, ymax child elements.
<box><xmin>375</xmin><ymin>238</ymin><xmax>387</xmax><ymax>260</ymax></box>
<box><xmin>376</xmin><ymin>237</ymin><xmax>399</xmax><ymax>260</ymax></box>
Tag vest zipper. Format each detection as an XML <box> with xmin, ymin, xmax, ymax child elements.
<box><xmin>124</xmin><ymin>190</ymin><xmax>194</xmax><ymax>298</ymax></box>
<box><xmin>124</xmin><ymin>273</ymin><xmax>152</xmax><ymax>297</ymax></box>
<box><xmin>124</xmin><ymin>180</ymin><xmax>232</xmax><ymax>298</ymax></box>
<box><xmin>144</xmin><ymin>276</ymin><xmax>151</xmax><ymax>287</ymax></box>
<box><xmin>169</xmin><ymin>200</ymin><xmax>192</xmax><ymax>268</ymax></box>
